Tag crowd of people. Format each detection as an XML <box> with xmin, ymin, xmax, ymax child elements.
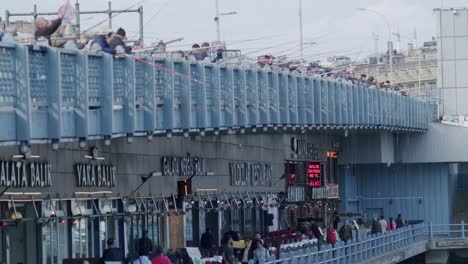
<box><xmin>98</xmin><ymin>230</ymin><xmax>171</xmax><ymax>264</ymax></box>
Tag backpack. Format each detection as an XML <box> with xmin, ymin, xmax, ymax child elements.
<box><xmin>326</xmin><ymin>228</ymin><xmax>337</xmax><ymax>244</ymax></box>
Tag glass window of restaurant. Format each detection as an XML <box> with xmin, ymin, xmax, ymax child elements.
<box><xmin>126</xmin><ymin>199</ymin><xmax>166</xmax><ymax>256</ymax></box>
<box><xmin>1</xmin><ymin>201</ymin><xmax>40</xmax><ymax>264</ymax></box>
<box><xmin>42</xmin><ymin>200</ymin><xmax>68</xmax><ymax>264</ymax></box>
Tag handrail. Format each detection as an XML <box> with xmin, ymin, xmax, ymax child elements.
<box><xmin>243</xmin><ymin>222</ymin><xmax>468</xmax><ymax>264</ymax></box>
<box><xmin>0</xmin><ymin>43</ymin><xmax>431</xmax><ymax>144</ymax></box>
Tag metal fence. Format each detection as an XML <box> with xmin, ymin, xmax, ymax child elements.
<box><xmin>248</xmin><ymin>224</ymin><xmax>427</xmax><ymax>264</ymax></box>
<box><xmin>0</xmin><ymin>43</ymin><xmax>433</xmax><ymax>144</ymax></box>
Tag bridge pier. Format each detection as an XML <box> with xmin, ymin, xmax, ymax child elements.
<box><xmin>425</xmin><ymin>250</ymin><xmax>449</xmax><ymax>264</ymax></box>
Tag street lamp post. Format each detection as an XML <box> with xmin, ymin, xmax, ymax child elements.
<box><xmin>358</xmin><ymin>8</ymin><xmax>393</xmax><ymax>85</ymax></box>
<box><xmin>299</xmin><ymin>0</ymin><xmax>304</xmax><ymax>62</ymax></box>
<box><xmin>214</xmin><ymin>0</ymin><xmax>237</xmax><ymax>41</ymax></box>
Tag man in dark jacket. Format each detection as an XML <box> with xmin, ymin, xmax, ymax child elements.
<box><xmin>102</xmin><ymin>238</ymin><xmax>124</xmax><ymax>262</ymax></box>
<box><xmin>338</xmin><ymin>221</ymin><xmax>352</xmax><ymax>242</ymax></box>
<box><xmin>34</xmin><ymin>16</ymin><xmax>63</xmax><ymax>44</ymax></box>
<box><xmin>109</xmin><ymin>27</ymin><xmax>131</xmax><ymax>53</ymax></box>
<box><xmin>371</xmin><ymin>218</ymin><xmax>382</xmax><ymax>234</ymax></box>
<box><xmin>90</xmin><ymin>31</ymin><xmax>116</xmax><ymax>55</ymax></box>
<box><xmin>200</xmin><ymin>228</ymin><xmax>214</xmax><ymax>257</ymax></box>
<box><xmin>137</xmin><ymin>230</ymin><xmax>153</xmax><ymax>256</ymax></box>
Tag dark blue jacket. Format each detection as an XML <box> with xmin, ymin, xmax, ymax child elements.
<box><xmin>102</xmin><ymin>247</ymin><xmax>124</xmax><ymax>261</ymax></box>
<box><xmin>91</xmin><ymin>35</ymin><xmax>116</xmax><ymax>55</ymax></box>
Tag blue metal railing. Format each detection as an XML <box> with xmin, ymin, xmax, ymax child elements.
<box><xmin>0</xmin><ymin>43</ymin><xmax>432</xmax><ymax>144</ymax></box>
<box><xmin>243</xmin><ymin>222</ymin><xmax>468</xmax><ymax>264</ymax></box>
<box><xmin>429</xmin><ymin>220</ymin><xmax>467</xmax><ymax>239</ymax></box>
<box><xmin>253</xmin><ymin>225</ymin><xmax>426</xmax><ymax>264</ymax></box>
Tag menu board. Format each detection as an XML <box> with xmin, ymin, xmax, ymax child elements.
<box><xmin>307</xmin><ymin>162</ymin><xmax>321</xmax><ymax>187</ymax></box>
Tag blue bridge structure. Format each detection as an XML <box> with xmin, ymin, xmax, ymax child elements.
<box><xmin>0</xmin><ymin>43</ymin><xmax>432</xmax><ymax>145</ymax></box>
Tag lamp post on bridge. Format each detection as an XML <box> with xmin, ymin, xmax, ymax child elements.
<box><xmin>358</xmin><ymin>8</ymin><xmax>394</xmax><ymax>86</ymax></box>
<box><xmin>214</xmin><ymin>0</ymin><xmax>237</xmax><ymax>41</ymax></box>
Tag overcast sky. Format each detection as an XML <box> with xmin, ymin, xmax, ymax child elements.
<box><xmin>2</xmin><ymin>0</ymin><xmax>468</xmax><ymax>60</ymax></box>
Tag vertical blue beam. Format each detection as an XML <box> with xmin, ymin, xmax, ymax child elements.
<box><xmin>313</xmin><ymin>78</ymin><xmax>321</xmax><ymax>125</ymax></box>
<box><xmin>305</xmin><ymin>77</ymin><xmax>314</xmax><ymax>125</ymax></box>
<box><xmin>297</xmin><ymin>76</ymin><xmax>306</xmax><ymax>126</ymax></box>
<box><xmin>233</xmin><ymin>68</ymin><xmax>247</xmax><ymax>128</ymax></box>
<box><xmin>288</xmin><ymin>75</ymin><xmax>298</xmax><ymax>126</ymax></box>
<box><xmin>258</xmin><ymin>70</ymin><xmax>269</xmax><ymax>126</ymax></box>
<box><xmin>321</xmin><ymin>79</ymin><xmax>329</xmax><ymax>126</ymax></box>
<box><xmin>362</xmin><ymin>87</ymin><xmax>369</xmax><ymax>126</ymax></box>
<box><xmin>246</xmin><ymin>69</ymin><xmax>258</xmax><ymax>127</ymax></box>
<box><xmin>144</xmin><ymin>57</ymin><xmax>156</xmax><ymax>133</ymax></box>
<box><xmin>178</xmin><ymin>61</ymin><xmax>191</xmax><ymax>130</ymax></box>
<box><xmin>15</xmin><ymin>45</ymin><xmax>32</xmax><ymax>142</ymax></box>
<box><xmin>101</xmin><ymin>53</ymin><xmax>114</xmax><ymax>137</ymax></box>
<box><xmin>279</xmin><ymin>72</ymin><xmax>289</xmax><ymax>126</ymax></box>
<box><xmin>211</xmin><ymin>65</ymin><xmax>221</xmax><ymax>129</ymax></box>
<box><xmin>338</xmin><ymin>81</ymin><xmax>344</xmax><ymax>126</ymax></box>
<box><xmin>328</xmin><ymin>80</ymin><xmax>336</xmax><ymax>125</ymax></box>
<box><xmin>346</xmin><ymin>82</ymin><xmax>353</xmax><ymax>127</ymax></box>
<box><xmin>46</xmin><ymin>48</ymin><xmax>62</xmax><ymax>140</ymax></box>
<box><xmin>219</xmin><ymin>66</ymin><xmax>234</xmax><ymax>128</ymax></box>
<box><xmin>163</xmin><ymin>58</ymin><xmax>174</xmax><ymax>131</ymax></box>
<box><xmin>124</xmin><ymin>56</ymin><xmax>136</xmax><ymax>134</ymax></box>
<box><xmin>268</xmin><ymin>71</ymin><xmax>280</xmax><ymax>125</ymax></box>
<box><xmin>352</xmin><ymin>84</ymin><xmax>358</xmax><ymax>127</ymax></box>
<box><xmin>189</xmin><ymin>63</ymin><xmax>206</xmax><ymax>129</ymax></box>
<box><xmin>75</xmin><ymin>52</ymin><xmax>89</xmax><ymax>139</ymax></box>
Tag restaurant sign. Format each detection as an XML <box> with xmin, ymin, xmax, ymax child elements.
<box><xmin>229</xmin><ymin>162</ymin><xmax>272</xmax><ymax>187</ymax></box>
<box><xmin>0</xmin><ymin>161</ymin><xmax>51</xmax><ymax>188</ymax></box>
<box><xmin>161</xmin><ymin>157</ymin><xmax>207</xmax><ymax>177</ymax></box>
<box><xmin>76</xmin><ymin>164</ymin><xmax>116</xmax><ymax>187</ymax></box>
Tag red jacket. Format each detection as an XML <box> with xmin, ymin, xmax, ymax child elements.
<box><xmin>326</xmin><ymin>228</ymin><xmax>337</xmax><ymax>244</ymax></box>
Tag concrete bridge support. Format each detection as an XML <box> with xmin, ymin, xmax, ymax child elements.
<box><xmin>425</xmin><ymin>251</ymin><xmax>449</xmax><ymax>264</ymax></box>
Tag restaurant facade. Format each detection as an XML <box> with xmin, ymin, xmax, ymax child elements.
<box><xmin>0</xmin><ymin>132</ymin><xmax>340</xmax><ymax>263</ymax></box>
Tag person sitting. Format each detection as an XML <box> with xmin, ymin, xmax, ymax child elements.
<box><xmin>102</xmin><ymin>238</ymin><xmax>124</xmax><ymax>263</ymax></box>
<box><xmin>34</xmin><ymin>15</ymin><xmax>63</xmax><ymax>45</ymax></box>
<box><xmin>109</xmin><ymin>27</ymin><xmax>131</xmax><ymax>53</ymax></box>
<box><xmin>89</xmin><ymin>29</ymin><xmax>116</xmax><ymax>54</ymax></box>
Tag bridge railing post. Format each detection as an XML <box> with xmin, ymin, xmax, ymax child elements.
<box><xmin>462</xmin><ymin>220</ymin><xmax>465</xmax><ymax>238</ymax></box>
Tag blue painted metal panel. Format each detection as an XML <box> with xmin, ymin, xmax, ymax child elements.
<box><xmin>14</xmin><ymin>45</ymin><xmax>30</xmax><ymax>141</ymax></box>
<box><xmin>313</xmin><ymin>79</ymin><xmax>321</xmax><ymax>125</ymax></box>
<box><xmin>100</xmin><ymin>54</ymin><xmax>113</xmax><ymax>137</ymax></box>
<box><xmin>279</xmin><ymin>73</ymin><xmax>289</xmax><ymax>125</ymax></box>
<box><xmin>139</xmin><ymin>57</ymin><xmax>155</xmax><ymax>133</ymax></box>
<box><xmin>320</xmin><ymin>79</ymin><xmax>329</xmax><ymax>125</ymax></box>
<box><xmin>257</xmin><ymin>70</ymin><xmax>269</xmax><ymax>126</ymax></box>
<box><xmin>267</xmin><ymin>71</ymin><xmax>279</xmax><ymax>125</ymax></box>
<box><xmin>288</xmin><ymin>75</ymin><xmax>298</xmax><ymax>125</ymax></box>
<box><xmin>46</xmin><ymin>48</ymin><xmax>62</xmax><ymax>140</ymax></box>
<box><xmin>343</xmin><ymin>163</ymin><xmax>451</xmax><ymax>224</ymax></box>
<box><xmin>189</xmin><ymin>63</ymin><xmax>206</xmax><ymax>129</ymax></box>
<box><xmin>328</xmin><ymin>80</ymin><xmax>336</xmax><ymax>125</ymax></box>
<box><xmin>233</xmin><ymin>68</ymin><xmax>247</xmax><ymax>128</ymax></box>
<box><xmin>362</xmin><ymin>87</ymin><xmax>369</xmax><ymax>126</ymax></box>
<box><xmin>74</xmin><ymin>51</ymin><xmax>89</xmax><ymax>138</ymax></box>
<box><xmin>0</xmin><ymin>44</ymin><xmax>433</xmax><ymax>143</ymax></box>
<box><xmin>304</xmin><ymin>78</ymin><xmax>314</xmax><ymax>125</ymax></box>
<box><xmin>297</xmin><ymin>76</ymin><xmax>306</xmax><ymax>126</ymax></box>
<box><xmin>174</xmin><ymin>60</ymin><xmax>191</xmax><ymax>130</ymax></box>
<box><xmin>220</xmin><ymin>67</ymin><xmax>234</xmax><ymax>128</ymax></box>
<box><xmin>246</xmin><ymin>69</ymin><xmax>258</xmax><ymax>127</ymax></box>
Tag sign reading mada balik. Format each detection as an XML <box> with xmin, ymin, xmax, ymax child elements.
<box><xmin>76</xmin><ymin>164</ymin><xmax>116</xmax><ymax>187</ymax></box>
<box><xmin>0</xmin><ymin>161</ymin><xmax>51</xmax><ymax>187</ymax></box>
